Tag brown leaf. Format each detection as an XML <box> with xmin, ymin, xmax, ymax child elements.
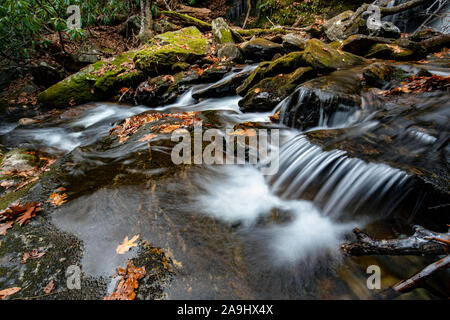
<box><xmin>0</xmin><ymin>287</ymin><xmax>21</xmax><ymax>299</ymax></box>
<box><xmin>48</xmin><ymin>193</ymin><xmax>68</xmax><ymax>206</ymax></box>
<box><xmin>0</xmin><ymin>221</ymin><xmax>13</xmax><ymax>236</ymax></box>
<box><xmin>21</xmin><ymin>249</ymin><xmax>45</xmax><ymax>264</ymax></box>
<box><xmin>116</xmin><ymin>235</ymin><xmax>139</xmax><ymax>254</ymax></box>
<box><xmin>104</xmin><ymin>261</ymin><xmax>146</xmax><ymax>300</ymax></box>
<box><xmin>43</xmin><ymin>280</ymin><xmax>55</xmax><ymax>294</ymax></box>
<box><xmin>138</xmin><ymin>134</ymin><xmax>157</xmax><ymax>142</ymax></box>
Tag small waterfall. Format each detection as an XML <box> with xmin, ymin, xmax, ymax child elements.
<box><xmin>269</xmin><ymin>135</ymin><xmax>412</xmax><ymax>219</ymax></box>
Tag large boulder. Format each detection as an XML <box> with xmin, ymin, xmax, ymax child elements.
<box><xmin>339</xmin><ymin>34</ymin><xmax>395</xmax><ymax>56</ymax></box>
<box><xmin>238</xmin><ymin>67</ymin><xmax>315</xmax><ymax>112</ymax></box>
<box><xmin>279</xmin><ymin>68</ymin><xmax>363</xmax><ymax>130</ymax></box>
<box><xmin>281</xmin><ymin>33</ymin><xmax>309</xmax><ymax>52</ymax></box>
<box><xmin>212</xmin><ymin>18</ymin><xmax>234</xmax><ymax>45</ymax></box>
<box><xmin>37</xmin><ymin>51</ymin><xmax>144</xmax><ymax>108</ymax></box>
<box><xmin>237</xmin><ymin>51</ymin><xmax>305</xmax><ymax>96</ymax></box>
<box><xmin>324</xmin><ymin>10</ymin><xmax>366</xmax><ymax>42</ymax></box>
<box><xmin>240</xmin><ymin>38</ymin><xmax>285</xmax><ymax>62</ymax></box>
<box><xmin>302</xmin><ymin>39</ymin><xmax>367</xmax><ymax>73</ymax></box>
<box><xmin>134</xmin><ymin>27</ymin><xmax>210</xmax><ymax>75</ymax></box>
<box><xmin>362</xmin><ymin>62</ymin><xmax>408</xmax><ymax>88</ymax></box>
<box><xmin>217</xmin><ymin>43</ymin><xmax>244</xmax><ymax>62</ymax></box>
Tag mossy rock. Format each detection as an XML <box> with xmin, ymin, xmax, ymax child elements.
<box><xmin>240</xmin><ymin>38</ymin><xmax>285</xmax><ymax>62</ymax></box>
<box><xmin>0</xmin><ymin>148</ymin><xmax>40</xmax><ymax>175</ymax></box>
<box><xmin>38</xmin><ymin>51</ymin><xmax>144</xmax><ymax>108</ymax></box>
<box><xmin>365</xmin><ymin>40</ymin><xmax>427</xmax><ymax>61</ymax></box>
<box><xmin>362</xmin><ymin>62</ymin><xmax>408</xmax><ymax>88</ymax></box>
<box><xmin>239</xmin><ymin>67</ymin><xmax>315</xmax><ymax>112</ymax></box>
<box><xmin>133</xmin><ymin>27</ymin><xmax>209</xmax><ymax>75</ymax></box>
<box><xmin>340</xmin><ymin>34</ymin><xmax>395</xmax><ymax>56</ymax></box>
<box><xmin>212</xmin><ymin>18</ymin><xmax>234</xmax><ymax>45</ymax></box>
<box><xmin>302</xmin><ymin>39</ymin><xmax>367</xmax><ymax>72</ymax></box>
<box><xmin>237</xmin><ymin>51</ymin><xmax>305</xmax><ymax>96</ymax></box>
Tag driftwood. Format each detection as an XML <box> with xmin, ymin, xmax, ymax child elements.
<box><xmin>378</xmin><ymin>255</ymin><xmax>450</xmax><ymax>299</ymax></box>
<box><xmin>342</xmin><ymin>226</ymin><xmax>449</xmax><ymax>256</ymax></box>
<box><xmin>343</xmin><ymin>226</ymin><xmax>449</xmax><ymax>299</ymax></box>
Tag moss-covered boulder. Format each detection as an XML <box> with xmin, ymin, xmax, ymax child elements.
<box><xmin>340</xmin><ymin>34</ymin><xmax>395</xmax><ymax>56</ymax></box>
<box><xmin>237</xmin><ymin>51</ymin><xmax>305</xmax><ymax>96</ymax></box>
<box><xmin>282</xmin><ymin>33</ymin><xmax>309</xmax><ymax>52</ymax></box>
<box><xmin>365</xmin><ymin>40</ymin><xmax>427</xmax><ymax>61</ymax></box>
<box><xmin>239</xmin><ymin>67</ymin><xmax>315</xmax><ymax>112</ymax></box>
<box><xmin>240</xmin><ymin>38</ymin><xmax>285</xmax><ymax>62</ymax></box>
<box><xmin>133</xmin><ymin>27</ymin><xmax>210</xmax><ymax>75</ymax></box>
<box><xmin>212</xmin><ymin>18</ymin><xmax>234</xmax><ymax>45</ymax></box>
<box><xmin>362</xmin><ymin>62</ymin><xmax>408</xmax><ymax>88</ymax></box>
<box><xmin>302</xmin><ymin>39</ymin><xmax>367</xmax><ymax>73</ymax></box>
<box><xmin>37</xmin><ymin>52</ymin><xmax>144</xmax><ymax>108</ymax></box>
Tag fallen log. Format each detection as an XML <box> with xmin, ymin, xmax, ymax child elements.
<box><xmin>161</xmin><ymin>10</ymin><xmax>212</xmax><ymax>31</ymax></box>
<box><xmin>421</xmin><ymin>34</ymin><xmax>450</xmax><ymax>53</ymax></box>
<box><xmin>176</xmin><ymin>4</ymin><xmax>211</xmax><ymax>21</ymax></box>
<box><xmin>341</xmin><ymin>226</ymin><xmax>449</xmax><ymax>256</ymax></box>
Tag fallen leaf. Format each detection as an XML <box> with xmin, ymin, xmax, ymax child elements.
<box><xmin>43</xmin><ymin>280</ymin><xmax>55</xmax><ymax>294</ymax></box>
<box><xmin>104</xmin><ymin>261</ymin><xmax>145</xmax><ymax>300</ymax></box>
<box><xmin>254</xmin><ymin>88</ymin><xmax>261</xmax><ymax>94</ymax></box>
<box><xmin>48</xmin><ymin>193</ymin><xmax>68</xmax><ymax>206</ymax></box>
<box><xmin>138</xmin><ymin>134</ymin><xmax>157</xmax><ymax>142</ymax></box>
<box><xmin>21</xmin><ymin>249</ymin><xmax>45</xmax><ymax>264</ymax></box>
<box><xmin>0</xmin><ymin>287</ymin><xmax>21</xmax><ymax>299</ymax></box>
<box><xmin>116</xmin><ymin>235</ymin><xmax>139</xmax><ymax>254</ymax></box>
<box><xmin>0</xmin><ymin>221</ymin><xmax>13</xmax><ymax>236</ymax></box>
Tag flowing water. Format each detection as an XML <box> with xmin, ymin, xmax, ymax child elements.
<box><xmin>0</xmin><ymin>65</ymin><xmax>448</xmax><ymax>299</ymax></box>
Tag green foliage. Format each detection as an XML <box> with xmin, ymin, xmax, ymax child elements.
<box><xmin>0</xmin><ymin>0</ymin><xmax>140</xmax><ymax>59</ymax></box>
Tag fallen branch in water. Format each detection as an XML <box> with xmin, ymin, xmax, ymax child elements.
<box><xmin>342</xmin><ymin>226</ymin><xmax>449</xmax><ymax>256</ymax></box>
<box><xmin>377</xmin><ymin>254</ymin><xmax>450</xmax><ymax>299</ymax></box>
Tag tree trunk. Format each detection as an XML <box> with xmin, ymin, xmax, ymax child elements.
<box><xmin>138</xmin><ymin>0</ymin><xmax>154</xmax><ymax>43</ymax></box>
<box><xmin>380</xmin><ymin>0</ymin><xmax>433</xmax><ymax>16</ymax></box>
<box><xmin>242</xmin><ymin>0</ymin><xmax>252</xmax><ymax>29</ymax></box>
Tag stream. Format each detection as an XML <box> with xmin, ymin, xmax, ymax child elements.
<box><xmin>0</xmin><ymin>63</ymin><xmax>448</xmax><ymax>299</ymax></box>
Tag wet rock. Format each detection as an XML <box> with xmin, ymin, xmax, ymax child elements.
<box><xmin>38</xmin><ymin>51</ymin><xmax>145</xmax><ymax>108</ymax></box>
<box><xmin>324</xmin><ymin>10</ymin><xmax>366</xmax><ymax>42</ymax></box>
<box><xmin>339</xmin><ymin>34</ymin><xmax>395</xmax><ymax>56</ymax></box>
<box><xmin>192</xmin><ymin>69</ymin><xmax>252</xmax><ymax>99</ymax></box>
<box><xmin>0</xmin><ymin>149</ymin><xmax>40</xmax><ymax>175</ymax></box>
<box><xmin>366</xmin><ymin>20</ymin><xmax>400</xmax><ymax>39</ymax></box>
<box><xmin>135</xmin><ymin>70</ymin><xmax>200</xmax><ymax>107</ymax></box>
<box><xmin>18</xmin><ymin>118</ymin><xmax>38</xmax><ymax>126</ymax></box>
<box><xmin>199</xmin><ymin>62</ymin><xmax>233</xmax><ymax>82</ymax></box>
<box><xmin>29</xmin><ymin>62</ymin><xmax>66</xmax><ymax>88</ymax></box>
<box><xmin>365</xmin><ymin>39</ymin><xmax>427</xmax><ymax>61</ymax></box>
<box><xmin>237</xmin><ymin>51</ymin><xmax>305</xmax><ymax>96</ymax></box>
<box><xmin>302</xmin><ymin>39</ymin><xmax>367</xmax><ymax>73</ymax></box>
<box><xmin>212</xmin><ymin>18</ymin><xmax>234</xmax><ymax>45</ymax></box>
<box><xmin>240</xmin><ymin>38</ymin><xmax>285</xmax><ymax>62</ymax></box>
<box><xmin>362</xmin><ymin>62</ymin><xmax>407</xmax><ymax>88</ymax></box>
<box><xmin>217</xmin><ymin>43</ymin><xmax>244</xmax><ymax>62</ymax></box>
<box><xmin>239</xmin><ymin>67</ymin><xmax>315</xmax><ymax>112</ymax></box>
<box><xmin>410</xmin><ymin>29</ymin><xmax>443</xmax><ymax>42</ymax></box>
<box><xmin>279</xmin><ymin>68</ymin><xmax>363</xmax><ymax>130</ymax></box>
<box><xmin>281</xmin><ymin>33</ymin><xmax>309</xmax><ymax>52</ymax></box>
<box><xmin>134</xmin><ymin>27</ymin><xmax>210</xmax><ymax>75</ymax></box>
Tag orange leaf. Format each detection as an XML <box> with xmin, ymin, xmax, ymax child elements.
<box><xmin>138</xmin><ymin>134</ymin><xmax>157</xmax><ymax>142</ymax></box>
<box><xmin>116</xmin><ymin>235</ymin><xmax>139</xmax><ymax>254</ymax></box>
<box><xmin>0</xmin><ymin>287</ymin><xmax>21</xmax><ymax>299</ymax></box>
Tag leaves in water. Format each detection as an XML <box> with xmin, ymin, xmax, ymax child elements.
<box><xmin>104</xmin><ymin>261</ymin><xmax>146</xmax><ymax>300</ymax></box>
<box><xmin>0</xmin><ymin>221</ymin><xmax>13</xmax><ymax>236</ymax></box>
<box><xmin>21</xmin><ymin>249</ymin><xmax>45</xmax><ymax>264</ymax></box>
<box><xmin>48</xmin><ymin>193</ymin><xmax>68</xmax><ymax>206</ymax></box>
<box><xmin>43</xmin><ymin>280</ymin><xmax>55</xmax><ymax>294</ymax></box>
<box><xmin>116</xmin><ymin>235</ymin><xmax>139</xmax><ymax>254</ymax></box>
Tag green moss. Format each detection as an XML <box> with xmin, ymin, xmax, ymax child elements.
<box><xmin>303</xmin><ymin>39</ymin><xmax>367</xmax><ymax>72</ymax></box>
<box><xmin>236</xmin><ymin>28</ymin><xmax>288</xmax><ymax>37</ymax></box>
<box><xmin>134</xmin><ymin>27</ymin><xmax>209</xmax><ymax>75</ymax></box>
<box><xmin>38</xmin><ymin>51</ymin><xmax>143</xmax><ymax>108</ymax></box>
<box><xmin>0</xmin><ymin>178</ymin><xmax>38</xmax><ymax>210</ymax></box>
<box><xmin>237</xmin><ymin>51</ymin><xmax>305</xmax><ymax>96</ymax></box>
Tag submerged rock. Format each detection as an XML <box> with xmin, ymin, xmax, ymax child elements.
<box><xmin>239</xmin><ymin>67</ymin><xmax>315</xmax><ymax>112</ymax></box>
<box><xmin>134</xmin><ymin>27</ymin><xmax>210</xmax><ymax>75</ymax></box>
<box><xmin>302</xmin><ymin>39</ymin><xmax>367</xmax><ymax>73</ymax></box>
<box><xmin>279</xmin><ymin>68</ymin><xmax>363</xmax><ymax>130</ymax></box>
<box><xmin>240</xmin><ymin>38</ymin><xmax>285</xmax><ymax>62</ymax></box>
<box><xmin>37</xmin><ymin>52</ymin><xmax>144</xmax><ymax>108</ymax></box>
